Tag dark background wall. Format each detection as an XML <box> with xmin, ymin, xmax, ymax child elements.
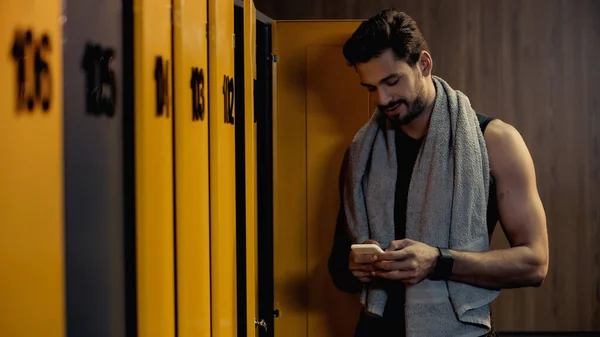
<box><xmin>256</xmin><ymin>0</ymin><xmax>600</xmax><ymax>332</ymax></box>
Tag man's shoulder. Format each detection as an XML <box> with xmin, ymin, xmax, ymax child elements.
<box><xmin>483</xmin><ymin>119</ymin><xmax>534</xmax><ymax>180</ymax></box>
<box><xmin>483</xmin><ymin>119</ymin><xmax>523</xmax><ymax>150</ymax></box>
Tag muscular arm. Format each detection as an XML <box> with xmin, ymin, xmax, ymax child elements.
<box><xmin>448</xmin><ymin>120</ymin><xmax>549</xmax><ymax>289</ymax></box>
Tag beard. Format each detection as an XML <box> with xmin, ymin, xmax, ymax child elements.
<box><xmin>378</xmin><ymin>80</ymin><xmax>427</xmax><ymax>127</ymax></box>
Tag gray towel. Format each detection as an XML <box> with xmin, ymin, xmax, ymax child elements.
<box><xmin>344</xmin><ymin>76</ymin><xmax>500</xmax><ymax>336</ymax></box>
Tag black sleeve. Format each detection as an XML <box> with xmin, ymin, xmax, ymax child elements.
<box><xmin>327</xmin><ymin>149</ymin><xmax>362</xmax><ymax>294</ymax></box>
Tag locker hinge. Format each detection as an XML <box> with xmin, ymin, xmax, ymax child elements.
<box><xmin>206</xmin><ymin>22</ymin><xmax>209</xmax><ymax>39</ymax></box>
<box><xmin>269</xmin><ymin>54</ymin><xmax>278</xmax><ymax>63</ymax></box>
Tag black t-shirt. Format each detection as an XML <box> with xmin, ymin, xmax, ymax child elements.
<box><xmin>327</xmin><ymin>113</ymin><xmax>499</xmax><ymax>335</ymax></box>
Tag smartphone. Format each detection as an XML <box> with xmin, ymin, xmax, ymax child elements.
<box><xmin>351</xmin><ymin>243</ymin><xmax>384</xmax><ymax>254</ymax></box>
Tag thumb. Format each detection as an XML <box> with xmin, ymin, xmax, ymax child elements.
<box><xmin>386</xmin><ymin>239</ymin><xmax>413</xmax><ymax>252</ymax></box>
<box><xmin>363</xmin><ymin>240</ymin><xmax>380</xmax><ymax>247</ymax></box>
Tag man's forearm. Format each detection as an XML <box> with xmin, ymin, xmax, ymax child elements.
<box><xmin>447</xmin><ymin>246</ymin><xmax>547</xmax><ymax>289</ymax></box>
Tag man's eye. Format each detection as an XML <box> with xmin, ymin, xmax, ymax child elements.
<box><xmin>366</xmin><ymin>87</ymin><xmax>376</xmax><ymax>92</ymax></box>
<box><xmin>386</xmin><ymin>79</ymin><xmax>399</xmax><ymax>86</ymax></box>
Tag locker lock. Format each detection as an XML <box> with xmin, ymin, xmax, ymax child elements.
<box><xmin>254</xmin><ymin>318</ymin><xmax>268</xmax><ymax>332</ymax></box>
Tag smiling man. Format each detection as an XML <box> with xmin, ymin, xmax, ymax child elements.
<box><xmin>327</xmin><ymin>8</ymin><xmax>549</xmax><ymax>337</ymax></box>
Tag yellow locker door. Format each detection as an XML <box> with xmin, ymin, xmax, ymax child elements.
<box><xmin>133</xmin><ymin>1</ymin><xmax>175</xmax><ymax>337</ymax></box>
<box><xmin>271</xmin><ymin>21</ymin><xmax>368</xmax><ymax>337</ymax></box>
<box><xmin>0</xmin><ymin>2</ymin><xmax>65</xmax><ymax>337</ymax></box>
<box><xmin>173</xmin><ymin>0</ymin><xmax>211</xmax><ymax>336</ymax></box>
<box><xmin>244</xmin><ymin>1</ymin><xmax>259</xmax><ymax>336</ymax></box>
<box><xmin>209</xmin><ymin>0</ymin><xmax>237</xmax><ymax>336</ymax></box>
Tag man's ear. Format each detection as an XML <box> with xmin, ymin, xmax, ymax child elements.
<box><xmin>418</xmin><ymin>51</ymin><xmax>433</xmax><ymax>77</ymax></box>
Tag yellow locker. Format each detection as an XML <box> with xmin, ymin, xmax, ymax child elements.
<box><xmin>209</xmin><ymin>0</ymin><xmax>237</xmax><ymax>336</ymax></box>
<box><xmin>133</xmin><ymin>1</ymin><xmax>175</xmax><ymax>337</ymax></box>
<box><xmin>244</xmin><ymin>1</ymin><xmax>259</xmax><ymax>336</ymax></box>
<box><xmin>0</xmin><ymin>2</ymin><xmax>65</xmax><ymax>337</ymax></box>
<box><xmin>271</xmin><ymin>21</ymin><xmax>366</xmax><ymax>337</ymax></box>
<box><xmin>173</xmin><ymin>0</ymin><xmax>211</xmax><ymax>336</ymax></box>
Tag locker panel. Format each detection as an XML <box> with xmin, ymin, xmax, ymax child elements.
<box><xmin>305</xmin><ymin>45</ymin><xmax>369</xmax><ymax>337</ymax></box>
<box><xmin>172</xmin><ymin>0</ymin><xmax>211</xmax><ymax>336</ymax></box>
<box><xmin>0</xmin><ymin>1</ymin><xmax>65</xmax><ymax>337</ymax></box>
<box><xmin>133</xmin><ymin>1</ymin><xmax>175</xmax><ymax>337</ymax></box>
<box><xmin>271</xmin><ymin>21</ymin><xmax>363</xmax><ymax>337</ymax></box>
<box><xmin>62</xmin><ymin>1</ymin><xmax>126</xmax><ymax>336</ymax></box>
<box><xmin>244</xmin><ymin>1</ymin><xmax>259</xmax><ymax>336</ymax></box>
<box><xmin>209</xmin><ymin>0</ymin><xmax>237</xmax><ymax>336</ymax></box>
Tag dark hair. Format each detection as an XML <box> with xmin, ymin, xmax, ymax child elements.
<box><xmin>343</xmin><ymin>9</ymin><xmax>429</xmax><ymax>67</ymax></box>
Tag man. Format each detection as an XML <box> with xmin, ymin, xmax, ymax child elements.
<box><xmin>328</xmin><ymin>8</ymin><xmax>549</xmax><ymax>337</ymax></box>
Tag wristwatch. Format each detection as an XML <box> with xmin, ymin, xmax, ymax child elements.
<box><xmin>430</xmin><ymin>247</ymin><xmax>454</xmax><ymax>280</ymax></box>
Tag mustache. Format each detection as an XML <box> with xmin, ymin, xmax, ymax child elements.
<box><xmin>379</xmin><ymin>99</ymin><xmax>408</xmax><ymax>112</ymax></box>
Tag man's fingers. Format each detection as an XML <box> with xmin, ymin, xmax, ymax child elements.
<box><xmin>386</xmin><ymin>239</ymin><xmax>414</xmax><ymax>251</ymax></box>
<box><xmin>351</xmin><ymin>263</ymin><xmax>374</xmax><ymax>272</ymax></box>
<box><xmin>373</xmin><ymin>249</ymin><xmax>413</xmax><ymax>262</ymax></box>
<box><xmin>373</xmin><ymin>259</ymin><xmax>416</xmax><ymax>272</ymax></box>
<box><xmin>353</xmin><ymin>254</ymin><xmax>375</xmax><ymax>264</ymax></box>
<box><xmin>373</xmin><ymin>269</ymin><xmax>417</xmax><ymax>281</ymax></box>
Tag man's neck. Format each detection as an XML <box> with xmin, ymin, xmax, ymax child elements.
<box><xmin>400</xmin><ymin>79</ymin><xmax>436</xmax><ymax>140</ymax></box>
<box><xmin>400</xmin><ymin>108</ymin><xmax>432</xmax><ymax>140</ymax></box>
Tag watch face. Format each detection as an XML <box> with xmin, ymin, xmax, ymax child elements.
<box><xmin>433</xmin><ymin>248</ymin><xmax>454</xmax><ymax>280</ymax></box>
<box><xmin>440</xmin><ymin>248</ymin><xmax>453</xmax><ymax>260</ymax></box>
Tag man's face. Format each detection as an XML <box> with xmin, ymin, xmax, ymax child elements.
<box><xmin>356</xmin><ymin>49</ymin><xmax>427</xmax><ymax>126</ymax></box>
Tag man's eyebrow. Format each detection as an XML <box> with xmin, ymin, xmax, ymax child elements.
<box><xmin>360</xmin><ymin>74</ymin><xmax>399</xmax><ymax>87</ymax></box>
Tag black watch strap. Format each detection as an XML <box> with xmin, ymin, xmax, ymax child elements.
<box><xmin>431</xmin><ymin>247</ymin><xmax>454</xmax><ymax>280</ymax></box>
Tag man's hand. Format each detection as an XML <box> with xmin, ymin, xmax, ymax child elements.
<box><xmin>349</xmin><ymin>240</ymin><xmax>379</xmax><ymax>283</ymax></box>
<box><xmin>372</xmin><ymin>239</ymin><xmax>439</xmax><ymax>285</ymax></box>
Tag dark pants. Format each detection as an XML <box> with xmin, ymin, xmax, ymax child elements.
<box><xmin>353</xmin><ymin>310</ymin><xmax>405</xmax><ymax>337</ymax></box>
